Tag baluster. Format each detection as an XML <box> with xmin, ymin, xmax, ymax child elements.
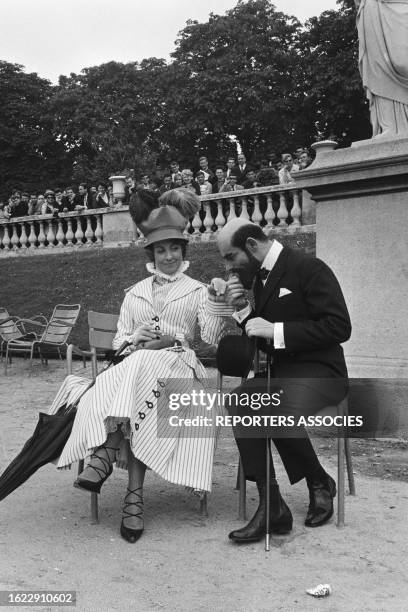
<box><xmin>95</xmin><ymin>214</ymin><xmax>103</xmax><ymax>244</ymax></box>
<box><xmin>85</xmin><ymin>216</ymin><xmax>94</xmax><ymax>245</ymax></box>
<box><xmin>37</xmin><ymin>220</ymin><xmax>46</xmax><ymax>248</ymax></box>
<box><xmin>46</xmin><ymin>219</ymin><xmax>56</xmax><ymax>247</ymax></box>
<box><xmin>75</xmin><ymin>216</ymin><xmax>84</xmax><ymax>245</ymax></box>
<box><xmin>215</xmin><ymin>201</ymin><xmax>225</xmax><ymax>232</ymax></box>
<box><xmin>291</xmin><ymin>190</ymin><xmax>301</xmax><ymax>226</ymax></box>
<box><xmin>10</xmin><ymin>223</ymin><xmax>20</xmax><ymax>250</ymax></box>
<box><xmin>277</xmin><ymin>193</ymin><xmax>289</xmax><ymax>226</ymax></box>
<box><xmin>240</xmin><ymin>196</ymin><xmax>249</xmax><ymax>220</ymax></box>
<box><xmin>27</xmin><ymin>221</ymin><xmax>37</xmax><ymax>248</ymax></box>
<box><xmin>252</xmin><ymin>195</ymin><xmax>262</xmax><ymax>227</ymax></box>
<box><xmin>203</xmin><ymin>203</ymin><xmax>213</xmax><ymax>234</ymax></box>
<box><xmin>228</xmin><ymin>198</ymin><xmax>236</xmax><ymax>221</ymax></box>
<box><xmin>192</xmin><ymin>209</ymin><xmax>202</xmax><ymax>235</ymax></box>
<box><xmin>66</xmin><ymin>219</ymin><xmax>74</xmax><ymax>246</ymax></box>
<box><xmin>264</xmin><ymin>193</ymin><xmax>275</xmax><ymax>229</ymax></box>
<box><xmin>2</xmin><ymin>224</ymin><xmax>11</xmax><ymax>250</ymax></box>
<box><xmin>56</xmin><ymin>219</ymin><xmax>65</xmax><ymax>247</ymax></box>
<box><xmin>20</xmin><ymin>223</ymin><xmax>29</xmax><ymax>250</ymax></box>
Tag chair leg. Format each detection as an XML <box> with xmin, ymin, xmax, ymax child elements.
<box><xmin>344</xmin><ymin>436</ymin><xmax>356</xmax><ymax>496</ymax></box>
<box><xmin>337</xmin><ymin>433</ymin><xmax>345</xmax><ymax>528</ymax></box>
<box><xmin>200</xmin><ymin>493</ymin><xmax>208</xmax><ymax>517</ymax></box>
<box><xmin>343</xmin><ymin>401</ymin><xmax>356</xmax><ymax>496</ymax></box>
<box><xmin>29</xmin><ymin>345</ymin><xmax>35</xmax><ymax>372</ymax></box>
<box><xmin>4</xmin><ymin>345</ymin><xmax>8</xmax><ymax>374</ymax></box>
<box><xmin>237</xmin><ymin>458</ymin><xmax>247</xmax><ymax>521</ymax></box>
<box><xmin>91</xmin><ymin>492</ymin><xmax>99</xmax><ymax>524</ymax></box>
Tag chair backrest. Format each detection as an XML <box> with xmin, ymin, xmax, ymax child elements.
<box><xmin>41</xmin><ymin>304</ymin><xmax>81</xmax><ymax>345</ymax></box>
<box><xmin>0</xmin><ymin>317</ymin><xmax>24</xmax><ymax>343</ymax></box>
<box><xmin>88</xmin><ymin>311</ymin><xmax>119</xmax><ymax>351</ymax></box>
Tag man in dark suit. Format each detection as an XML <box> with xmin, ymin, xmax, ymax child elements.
<box><xmin>236</xmin><ymin>153</ymin><xmax>252</xmax><ymax>184</ymax></box>
<box><xmin>61</xmin><ymin>186</ymin><xmax>81</xmax><ymax>212</ymax></box>
<box><xmin>215</xmin><ymin>218</ymin><xmax>351</xmax><ymax>543</ymax></box>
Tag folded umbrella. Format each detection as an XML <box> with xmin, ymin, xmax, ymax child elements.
<box><xmin>0</xmin><ymin>405</ymin><xmax>76</xmax><ymax>502</ymax></box>
<box><xmin>0</xmin><ymin>341</ymin><xmax>130</xmax><ymax>502</ymax></box>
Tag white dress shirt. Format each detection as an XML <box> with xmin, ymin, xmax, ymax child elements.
<box><xmin>232</xmin><ymin>240</ymin><xmax>285</xmax><ymax>349</ymax></box>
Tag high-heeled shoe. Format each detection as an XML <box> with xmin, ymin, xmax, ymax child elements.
<box><xmin>120</xmin><ymin>486</ymin><xmax>144</xmax><ymax>543</ymax></box>
<box><xmin>73</xmin><ymin>446</ymin><xmax>117</xmax><ymax>494</ymax></box>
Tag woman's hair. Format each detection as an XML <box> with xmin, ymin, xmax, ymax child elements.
<box><xmin>145</xmin><ymin>239</ymin><xmax>188</xmax><ymax>263</ymax></box>
<box><xmin>158</xmin><ymin>189</ymin><xmax>200</xmax><ymax>218</ymax></box>
<box><xmin>128</xmin><ymin>187</ymin><xmax>199</xmax><ymax>235</ymax></box>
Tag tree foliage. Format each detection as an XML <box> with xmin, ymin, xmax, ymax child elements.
<box><xmin>0</xmin><ymin>62</ymin><xmax>71</xmax><ymax>198</ymax></box>
<box><xmin>0</xmin><ymin>0</ymin><xmax>371</xmax><ymax>196</ymax></box>
<box><xmin>169</xmin><ymin>0</ymin><xmax>303</xmax><ymax>160</ymax></box>
<box><xmin>297</xmin><ymin>0</ymin><xmax>371</xmax><ymax>146</ymax></box>
<box><xmin>49</xmin><ymin>60</ymin><xmax>171</xmax><ymax>184</ymax></box>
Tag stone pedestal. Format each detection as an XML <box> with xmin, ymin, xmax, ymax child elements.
<box><xmin>297</xmin><ymin>138</ymin><xmax>408</xmax><ymax>436</ymax></box>
<box><xmin>103</xmin><ymin>207</ymin><xmax>138</xmax><ymax>246</ymax></box>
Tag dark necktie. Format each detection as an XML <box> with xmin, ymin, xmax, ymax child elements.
<box><xmin>257</xmin><ymin>267</ymin><xmax>269</xmax><ymax>281</ymax></box>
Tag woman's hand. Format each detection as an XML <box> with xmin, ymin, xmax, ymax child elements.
<box><xmin>208</xmin><ymin>278</ymin><xmax>228</xmax><ymax>302</ymax></box>
<box><xmin>130</xmin><ymin>324</ymin><xmax>161</xmax><ymax>346</ymax></box>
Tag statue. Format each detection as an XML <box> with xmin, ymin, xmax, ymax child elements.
<box><xmin>355</xmin><ymin>0</ymin><xmax>408</xmax><ymax>138</ymax></box>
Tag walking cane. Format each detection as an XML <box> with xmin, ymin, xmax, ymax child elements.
<box><xmin>265</xmin><ymin>339</ymin><xmax>272</xmax><ymax>552</ymax></box>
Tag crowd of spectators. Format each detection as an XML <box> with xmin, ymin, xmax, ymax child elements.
<box><xmin>0</xmin><ymin>182</ymin><xmax>113</xmax><ymax>221</ymax></box>
<box><xmin>0</xmin><ymin>149</ymin><xmax>313</xmax><ymax>221</ymax></box>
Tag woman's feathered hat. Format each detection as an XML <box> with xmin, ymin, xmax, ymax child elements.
<box><xmin>139</xmin><ymin>205</ymin><xmax>189</xmax><ymax>246</ymax></box>
<box><xmin>129</xmin><ymin>188</ymin><xmax>201</xmax><ymax>247</ymax></box>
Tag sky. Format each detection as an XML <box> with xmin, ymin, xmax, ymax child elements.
<box><xmin>1</xmin><ymin>0</ymin><xmax>339</xmax><ymax>83</ymax></box>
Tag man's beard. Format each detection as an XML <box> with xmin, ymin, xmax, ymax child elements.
<box><xmin>233</xmin><ymin>250</ymin><xmax>261</xmax><ymax>289</ymax></box>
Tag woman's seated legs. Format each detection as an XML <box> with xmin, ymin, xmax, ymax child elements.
<box><xmin>77</xmin><ymin>429</ymin><xmax>123</xmax><ymax>485</ymax></box>
<box><xmin>122</xmin><ymin>453</ymin><xmax>146</xmax><ymax>534</ymax></box>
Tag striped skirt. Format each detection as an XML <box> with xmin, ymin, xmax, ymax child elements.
<box><xmin>48</xmin><ymin>349</ymin><xmax>218</xmax><ymax>491</ymax></box>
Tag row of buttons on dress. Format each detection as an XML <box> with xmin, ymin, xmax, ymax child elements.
<box><xmin>133</xmin><ymin>316</ymin><xmax>163</xmax><ymax>432</ymax></box>
<box><xmin>134</xmin><ymin>380</ymin><xmax>166</xmax><ymax>431</ymax></box>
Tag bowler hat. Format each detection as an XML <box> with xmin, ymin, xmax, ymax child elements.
<box><xmin>139</xmin><ymin>205</ymin><xmax>189</xmax><ymax>246</ymax></box>
<box><xmin>216</xmin><ymin>335</ymin><xmax>256</xmax><ymax>378</ymax></box>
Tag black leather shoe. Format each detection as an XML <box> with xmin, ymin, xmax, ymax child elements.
<box><xmin>120</xmin><ymin>487</ymin><xmax>144</xmax><ymax>544</ymax></box>
<box><xmin>305</xmin><ymin>471</ymin><xmax>336</xmax><ymax>528</ymax></box>
<box><xmin>229</xmin><ymin>480</ymin><xmax>293</xmax><ymax>543</ymax></box>
<box><xmin>73</xmin><ymin>446</ymin><xmax>117</xmax><ymax>494</ymax></box>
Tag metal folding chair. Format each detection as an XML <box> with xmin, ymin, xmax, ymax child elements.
<box><xmin>66</xmin><ymin>310</ymin><xmax>120</xmax><ymax>524</ymax></box>
<box><xmin>4</xmin><ymin>304</ymin><xmax>80</xmax><ymax>372</ymax></box>
<box><xmin>1</xmin><ymin>309</ymin><xmax>48</xmax><ymax>367</ymax></box>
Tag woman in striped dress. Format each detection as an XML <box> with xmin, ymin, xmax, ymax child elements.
<box><xmin>49</xmin><ymin>194</ymin><xmax>233</xmax><ymax>543</ymax></box>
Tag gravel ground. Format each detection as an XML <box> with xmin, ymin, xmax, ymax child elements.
<box><xmin>1</xmin><ymin>359</ymin><xmax>407</xmax><ymax>612</ymax></box>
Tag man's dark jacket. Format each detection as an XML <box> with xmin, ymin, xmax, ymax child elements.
<box><xmin>245</xmin><ymin>246</ymin><xmax>351</xmax><ymax>383</ymax></box>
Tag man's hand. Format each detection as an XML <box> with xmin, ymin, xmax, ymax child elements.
<box><xmin>245</xmin><ymin>317</ymin><xmax>274</xmax><ymax>340</ymax></box>
<box><xmin>225</xmin><ymin>275</ymin><xmax>247</xmax><ymax>310</ymax></box>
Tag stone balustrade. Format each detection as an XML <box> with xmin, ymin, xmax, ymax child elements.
<box><xmin>192</xmin><ymin>183</ymin><xmax>313</xmax><ymax>239</ymax></box>
<box><xmin>0</xmin><ymin>184</ymin><xmax>314</xmax><ymax>256</ymax></box>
